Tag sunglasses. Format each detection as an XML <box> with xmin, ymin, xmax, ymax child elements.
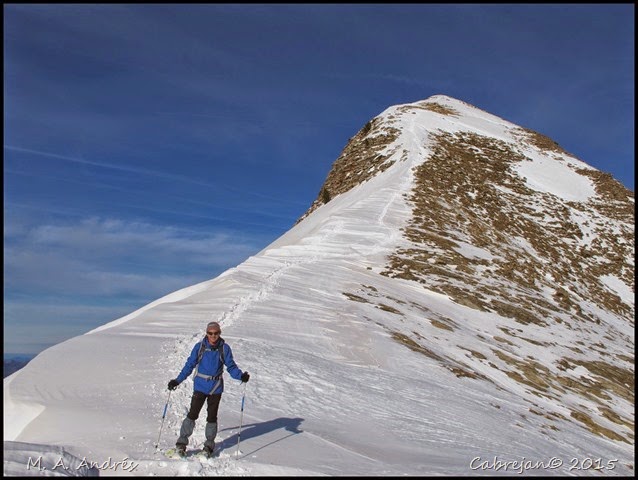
<box><xmin>206</xmin><ymin>331</ymin><xmax>221</xmax><ymax>336</ymax></box>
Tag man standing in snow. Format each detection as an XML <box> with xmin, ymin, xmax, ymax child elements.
<box><xmin>168</xmin><ymin>321</ymin><xmax>250</xmax><ymax>457</ymax></box>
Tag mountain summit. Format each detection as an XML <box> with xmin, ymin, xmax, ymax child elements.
<box><xmin>4</xmin><ymin>95</ymin><xmax>634</xmax><ymax>476</ymax></box>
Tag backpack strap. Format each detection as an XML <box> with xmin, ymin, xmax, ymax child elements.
<box><xmin>217</xmin><ymin>337</ymin><xmax>226</xmax><ymax>367</ymax></box>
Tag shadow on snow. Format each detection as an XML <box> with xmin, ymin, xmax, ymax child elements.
<box><xmin>219</xmin><ymin>417</ymin><xmax>304</xmax><ymax>457</ymax></box>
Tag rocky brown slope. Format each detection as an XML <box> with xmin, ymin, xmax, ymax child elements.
<box><xmin>300</xmin><ymin>96</ymin><xmax>635</xmax><ymax>445</ymax></box>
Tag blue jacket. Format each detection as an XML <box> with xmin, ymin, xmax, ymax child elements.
<box><xmin>176</xmin><ymin>337</ymin><xmax>243</xmax><ymax>394</ymax></box>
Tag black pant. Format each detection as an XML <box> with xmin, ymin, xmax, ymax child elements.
<box><xmin>186</xmin><ymin>391</ymin><xmax>222</xmax><ymax>423</ymax></box>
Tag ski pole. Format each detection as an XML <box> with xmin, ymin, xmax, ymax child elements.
<box><xmin>236</xmin><ymin>382</ymin><xmax>247</xmax><ymax>458</ymax></box>
<box><xmin>155</xmin><ymin>389</ymin><xmax>172</xmax><ymax>451</ymax></box>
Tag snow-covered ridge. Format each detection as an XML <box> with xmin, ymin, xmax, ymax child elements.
<box><xmin>4</xmin><ymin>94</ymin><xmax>634</xmax><ymax>476</ymax></box>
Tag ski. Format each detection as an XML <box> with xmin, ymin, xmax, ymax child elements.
<box><xmin>163</xmin><ymin>447</ymin><xmax>187</xmax><ymax>460</ymax></box>
<box><xmin>194</xmin><ymin>449</ymin><xmax>214</xmax><ymax>461</ymax></box>
<box><xmin>162</xmin><ymin>445</ymin><xmax>216</xmax><ymax>461</ymax></box>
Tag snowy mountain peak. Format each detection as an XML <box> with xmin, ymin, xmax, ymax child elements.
<box><xmin>302</xmin><ymin>94</ymin><xmax>630</xmax><ymax>221</ymax></box>
<box><xmin>298</xmin><ymin>93</ymin><xmax>634</xmax><ymax>446</ymax></box>
<box><xmin>4</xmin><ymin>95</ymin><xmax>634</xmax><ymax>476</ymax></box>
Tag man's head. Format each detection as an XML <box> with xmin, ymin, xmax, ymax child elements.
<box><xmin>206</xmin><ymin>322</ymin><xmax>221</xmax><ymax>340</ymax></box>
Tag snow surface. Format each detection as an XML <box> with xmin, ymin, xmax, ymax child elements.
<box><xmin>4</xmin><ymin>95</ymin><xmax>634</xmax><ymax>476</ymax></box>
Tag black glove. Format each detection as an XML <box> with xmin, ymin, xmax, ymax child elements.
<box><xmin>168</xmin><ymin>379</ymin><xmax>179</xmax><ymax>390</ymax></box>
<box><xmin>240</xmin><ymin>372</ymin><xmax>250</xmax><ymax>383</ymax></box>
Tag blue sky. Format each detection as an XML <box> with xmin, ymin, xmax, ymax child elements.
<box><xmin>3</xmin><ymin>4</ymin><xmax>634</xmax><ymax>355</ymax></box>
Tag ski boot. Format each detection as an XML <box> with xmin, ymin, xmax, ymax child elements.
<box><xmin>202</xmin><ymin>445</ymin><xmax>214</xmax><ymax>458</ymax></box>
<box><xmin>175</xmin><ymin>444</ymin><xmax>187</xmax><ymax>458</ymax></box>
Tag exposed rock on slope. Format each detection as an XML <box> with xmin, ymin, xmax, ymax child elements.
<box><xmin>303</xmin><ymin>95</ymin><xmax>635</xmax><ymax>445</ymax></box>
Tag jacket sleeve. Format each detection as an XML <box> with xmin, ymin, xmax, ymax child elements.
<box><xmin>222</xmin><ymin>343</ymin><xmax>243</xmax><ymax>381</ymax></box>
<box><xmin>176</xmin><ymin>343</ymin><xmax>200</xmax><ymax>383</ymax></box>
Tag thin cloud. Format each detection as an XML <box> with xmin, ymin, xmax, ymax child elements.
<box><xmin>4</xmin><ymin>216</ymin><xmax>262</xmax><ymax>297</ymax></box>
<box><xmin>5</xmin><ymin>168</ymin><xmax>304</xmax><ymax>224</ymax></box>
<box><xmin>5</xmin><ymin>145</ymin><xmax>301</xmax><ymax>204</ymax></box>
<box><xmin>4</xmin><ymin>145</ymin><xmax>224</xmax><ymax>187</ymax></box>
